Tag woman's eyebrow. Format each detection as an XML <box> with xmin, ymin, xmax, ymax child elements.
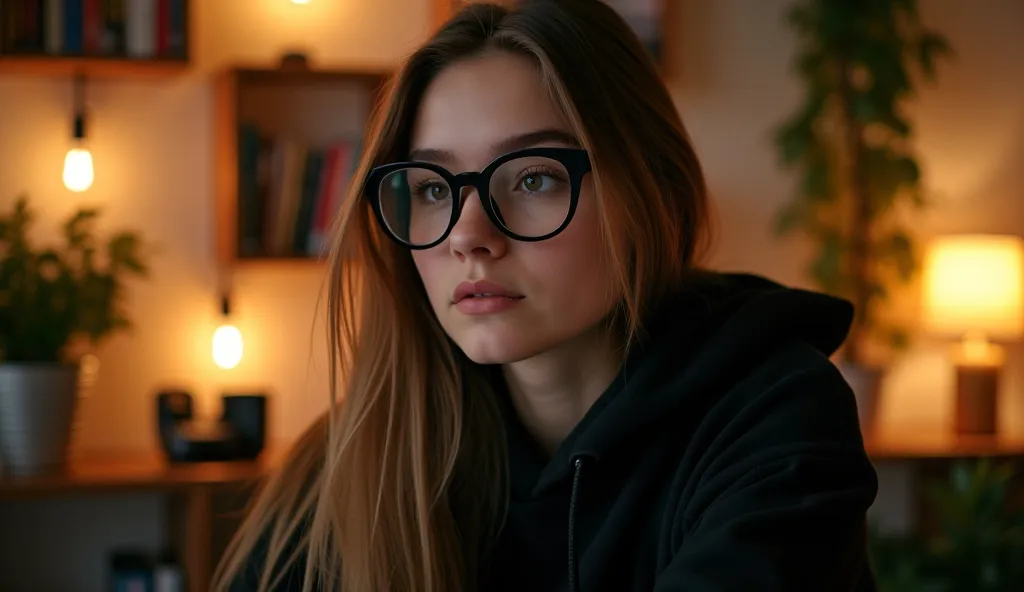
<box><xmin>491</xmin><ymin>128</ymin><xmax>581</xmax><ymax>155</ymax></box>
<box><xmin>407</xmin><ymin>128</ymin><xmax>581</xmax><ymax>163</ymax></box>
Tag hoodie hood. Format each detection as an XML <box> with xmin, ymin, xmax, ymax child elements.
<box><xmin>503</xmin><ymin>270</ymin><xmax>855</xmax><ymax>499</ymax></box>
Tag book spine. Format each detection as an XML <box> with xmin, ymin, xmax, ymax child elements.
<box><xmin>100</xmin><ymin>0</ymin><xmax>125</xmax><ymax>55</ymax></box>
<box><xmin>12</xmin><ymin>0</ymin><xmax>44</xmax><ymax>53</ymax></box>
<box><xmin>155</xmin><ymin>0</ymin><xmax>167</xmax><ymax>54</ymax></box>
<box><xmin>292</xmin><ymin>150</ymin><xmax>325</xmax><ymax>255</ymax></box>
<box><xmin>306</xmin><ymin>144</ymin><xmax>342</xmax><ymax>255</ymax></box>
<box><xmin>82</xmin><ymin>0</ymin><xmax>100</xmax><ymax>53</ymax></box>
<box><xmin>0</xmin><ymin>3</ymin><xmax>10</xmax><ymax>53</ymax></box>
<box><xmin>45</xmin><ymin>0</ymin><xmax>64</xmax><ymax>54</ymax></box>
<box><xmin>63</xmin><ymin>0</ymin><xmax>82</xmax><ymax>53</ymax></box>
<box><xmin>165</xmin><ymin>0</ymin><xmax>182</xmax><ymax>57</ymax></box>
<box><xmin>126</xmin><ymin>0</ymin><xmax>156</xmax><ymax>57</ymax></box>
<box><xmin>237</xmin><ymin>124</ymin><xmax>264</xmax><ymax>257</ymax></box>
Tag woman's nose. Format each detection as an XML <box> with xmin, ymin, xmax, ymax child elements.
<box><xmin>448</xmin><ymin>187</ymin><xmax>508</xmax><ymax>260</ymax></box>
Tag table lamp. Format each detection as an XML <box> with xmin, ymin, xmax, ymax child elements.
<box><xmin>922</xmin><ymin>234</ymin><xmax>1024</xmax><ymax>435</ymax></box>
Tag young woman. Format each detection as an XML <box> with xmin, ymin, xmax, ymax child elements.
<box><xmin>215</xmin><ymin>1</ymin><xmax>879</xmax><ymax>590</ymax></box>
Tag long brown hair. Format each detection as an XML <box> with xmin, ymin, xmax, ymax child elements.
<box><xmin>213</xmin><ymin>1</ymin><xmax>711</xmax><ymax>590</ymax></box>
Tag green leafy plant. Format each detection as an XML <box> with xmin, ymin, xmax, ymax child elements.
<box><xmin>869</xmin><ymin>460</ymin><xmax>1024</xmax><ymax>592</ymax></box>
<box><xmin>772</xmin><ymin>0</ymin><xmax>952</xmax><ymax>364</ymax></box>
<box><xmin>0</xmin><ymin>195</ymin><xmax>150</xmax><ymax>363</ymax></box>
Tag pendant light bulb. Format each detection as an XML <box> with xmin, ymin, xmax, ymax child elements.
<box><xmin>64</xmin><ymin>78</ymin><xmax>94</xmax><ymax>192</ymax></box>
<box><xmin>212</xmin><ymin>294</ymin><xmax>243</xmax><ymax>370</ymax></box>
<box><xmin>63</xmin><ymin>147</ymin><xmax>94</xmax><ymax>193</ymax></box>
<box><xmin>213</xmin><ymin>324</ymin><xmax>243</xmax><ymax>370</ymax></box>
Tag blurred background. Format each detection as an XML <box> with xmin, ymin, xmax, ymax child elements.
<box><xmin>0</xmin><ymin>0</ymin><xmax>1022</xmax><ymax>590</ymax></box>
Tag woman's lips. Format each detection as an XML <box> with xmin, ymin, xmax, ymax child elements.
<box><xmin>454</xmin><ymin>294</ymin><xmax>524</xmax><ymax>315</ymax></box>
<box><xmin>452</xmin><ymin>279</ymin><xmax>525</xmax><ymax>315</ymax></box>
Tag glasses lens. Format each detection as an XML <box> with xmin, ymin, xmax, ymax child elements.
<box><xmin>378</xmin><ymin>167</ymin><xmax>453</xmax><ymax>246</ymax></box>
<box><xmin>489</xmin><ymin>156</ymin><xmax>573</xmax><ymax>238</ymax></box>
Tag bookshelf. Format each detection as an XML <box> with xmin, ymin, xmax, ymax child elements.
<box><xmin>0</xmin><ymin>0</ymin><xmax>191</xmax><ymax>78</ymax></box>
<box><xmin>214</xmin><ymin>58</ymin><xmax>389</xmax><ymax>267</ymax></box>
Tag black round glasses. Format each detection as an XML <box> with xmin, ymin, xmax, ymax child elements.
<box><xmin>365</xmin><ymin>147</ymin><xmax>592</xmax><ymax>250</ymax></box>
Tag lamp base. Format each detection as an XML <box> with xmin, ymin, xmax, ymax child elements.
<box><xmin>954</xmin><ymin>364</ymin><xmax>1000</xmax><ymax>435</ymax></box>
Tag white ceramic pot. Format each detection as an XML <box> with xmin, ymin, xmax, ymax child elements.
<box><xmin>836</xmin><ymin>361</ymin><xmax>884</xmax><ymax>437</ymax></box>
<box><xmin>0</xmin><ymin>363</ymin><xmax>80</xmax><ymax>476</ymax></box>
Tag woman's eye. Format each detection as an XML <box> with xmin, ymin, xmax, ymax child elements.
<box><xmin>415</xmin><ymin>182</ymin><xmax>449</xmax><ymax>200</ymax></box>
<box><xmin>519</xmin><ymin>172</ymin><xmax>559</xmax><ymax>193</ymax></box>
<box><xmin>523</xmin><ymin>175</ymin><xmax>543</xmax><ymax>192</ymax></box>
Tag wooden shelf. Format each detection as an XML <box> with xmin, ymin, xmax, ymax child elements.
<box><xmin>214</xmin><ymin>60</ymin><xmax>389</xmax><ymax>267</ymax></box>
<box><xmin>0</xmin><ymin>0</ymin><xmax>193</xmax><ymax>79</ymax></box>
<box><xmin>0</xmin><ymin>449</ymin><xmax>280</xmax><ymax>592</ymax></box>
<box><xmin>865</xmin><ymin>430</ymin><xmax>1024</xmax><ymax>461</ymax></box>
<box><xmin>0</xmin><ymin>449</ymin><xmax>276</xmax><ymax>499</ymax></box>
<box><xmin>0</xmin><ymin>55</ymin><xmax>188</xmax><ymax>78</ymax></box>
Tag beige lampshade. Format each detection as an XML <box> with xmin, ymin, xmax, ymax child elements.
<box><xmin>922</xmin><ymin>234</ymin><xmax>1024</xmax><ymax>341</ymax></box>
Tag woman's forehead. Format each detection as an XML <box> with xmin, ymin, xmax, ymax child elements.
<box><xmin>408</xmin><ymin>52</ymin><xmax>572</xmax><ymax>168</ymax></box>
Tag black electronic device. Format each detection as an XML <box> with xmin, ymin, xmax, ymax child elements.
<box><xmin>156</xmin><ymin>390</ymin><xmax>266</xmax><ymax>463</ymax></box>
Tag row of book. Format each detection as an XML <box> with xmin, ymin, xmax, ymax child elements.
<box><xmin>0</xmin><ymin>0</ymin><xmax>187</xmax><ymax>59</ymax></box>
<box><xmin>238</xmin><ymin>124</ymin><xmax>362</xmax><ymax>258</ymax></box>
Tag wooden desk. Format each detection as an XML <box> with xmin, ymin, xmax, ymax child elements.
<box><xmin>863</xmin><ymin>430</ymin><xmax>1024</xmax><ymax>537</ymax></box>
<box><xmin>0</xmin><ymin>450</ymin><xmax>280</xmax><ymax>592</ymax></box>
<box><xmin>3</xmin><ymin>433</ymin><xmax>1023</xmax><ymax>589</ymax></box>
<box><xmin>865</xmin><ymin>431</ymin><xmax>1024</xmax><ymax>461</ymax></box>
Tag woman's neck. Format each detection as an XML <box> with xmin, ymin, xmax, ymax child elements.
<box><xmin>502</xmin><ymin>325</ymin><xmax>621</xmax><ymax>457</ymax></box>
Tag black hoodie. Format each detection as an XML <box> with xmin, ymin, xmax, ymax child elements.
<box><xmin>479</xmin><ymin>271</ymin><xmax>879</xmax><ymax>591</ymax></box>
<box><xmin>231</xmin><ymin>271</ymin><xmax>879</xmax><ymax>591</ymax></box>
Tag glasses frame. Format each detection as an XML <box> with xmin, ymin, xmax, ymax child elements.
<box><xmin>365</xmin><ymin>146</ymin><xmax>592</xmax><ymax>250</ymax></box>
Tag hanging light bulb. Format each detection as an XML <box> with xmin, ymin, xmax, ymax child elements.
<box><xmin>63</xmin><ymin>131</ymin><xmax>93</xmax><ymax>192</ymax></box>
<box><xmin>212</xmin><ymin>294</ymin><xmax>243</xmax><ymax>370</ymax></box>
<box><xmin>63</xmin><ymin>75</ymin><xmax>94</xmax><ymax>192</ymax></box>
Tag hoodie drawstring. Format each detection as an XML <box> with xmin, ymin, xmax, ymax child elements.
<box><xmin>568</xmin><ymin>456</ymin><xmax>586</xmax><ymax>592</ymax></box>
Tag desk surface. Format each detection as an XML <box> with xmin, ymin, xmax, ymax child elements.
<box><xmin>3</xmin><ymin>430</ymin><xmax>1024</xmax><ymax>499</ymax></box>
<box><xmin>0</xmin><ymin>449</ymin><xmax>280</xmax><ymax>499</ymax></box>
<box><xmin>864</xmin><ymin>430</ymin><xmax>1024</xmax><ymax>461</ymax></box>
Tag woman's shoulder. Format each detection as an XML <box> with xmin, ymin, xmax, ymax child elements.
<box><xmin>642</xmin><ymin>269</ymin><xmax>865</xmax><ymax>445</ymax></box>
<box><xmin>645</xmin><ymin>269</ymin><xmax>855</xmax><ymax>391</ymax></box>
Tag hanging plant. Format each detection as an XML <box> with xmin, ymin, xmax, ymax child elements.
<box><xmin>772</xmin><ymin>0</ymin><xmax>953</xmax><ymax>365</ymax></box>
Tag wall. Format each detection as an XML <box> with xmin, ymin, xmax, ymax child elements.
<box><xmin>0</xmin><ymin>0</ymin><xmax>1021</xmax><ymax>589</ymax></box>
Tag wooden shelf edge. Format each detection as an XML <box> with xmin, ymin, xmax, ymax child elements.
<box><xmin>228</xmin><ymin>62</ymin><xmax>392</xmax><ymax>77</ymax></box>
<box><xmin>0</xmin><ymin>448</ymin><xmax>282</xmax><ymax>499</ymax></box>
<box><xmin>0</xmin><ymin>56</ymin><xmax>190</xmax><ymax>79</ymax></box>
<box><xmin>865</xmin><ymin>430</ymin><xmax>1024</xmax><ymax>461</ymax></box>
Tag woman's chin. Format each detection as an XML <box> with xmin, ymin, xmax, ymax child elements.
<box><xmin>454</xmin><ymin>333</ymin><xmax>541</xmax><ymax>366</ymax></box>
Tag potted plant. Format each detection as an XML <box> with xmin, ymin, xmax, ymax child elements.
<box><xmin>771</xmin><ymin>0</ymin><xmax>952</xmax><ymax>433</ymax></box>
<box><xmin>868</xmin><ymin>459</ymin><xmax>1024</xmax><ymax>591</ymax></box>
<box><xmin>0</xmin><ymin>196</ymin><xmax>149</xmax><ymax>475</ymax></box>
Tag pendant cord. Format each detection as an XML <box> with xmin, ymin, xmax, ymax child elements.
<box><xmin>72</xmin><ymin>74</ymin><xmax>87</xmax><ymax>140</ymax></box>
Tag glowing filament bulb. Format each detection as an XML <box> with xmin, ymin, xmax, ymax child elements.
<box><xmin>63</xmin><ymin>145</ymin><xmax>94</xmax><ymax>192</ymax></box>
<box><xmin>212</xmin><ymin>323</ymin><xmax>243</xmax><ymax>370</ymax></box>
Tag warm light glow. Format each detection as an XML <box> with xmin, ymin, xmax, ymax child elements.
<box><xmin>63</xmin><ymin>147</ymin><xmax>94</xmax><ymax>192</ymax></box>
<box><xmin>922</xmin><ymin>234</ymin><xmax>1024</xmax><ymax>341</ymax></box>
<box><xmin>212</xmin><ymin>324</ymin><xmax>244</xmax><ymax>370</ymax></box>
<box><xmin>291</xmin><ymin>0</ymin><xmax>311</xmax><ymax>4</ymax></box>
